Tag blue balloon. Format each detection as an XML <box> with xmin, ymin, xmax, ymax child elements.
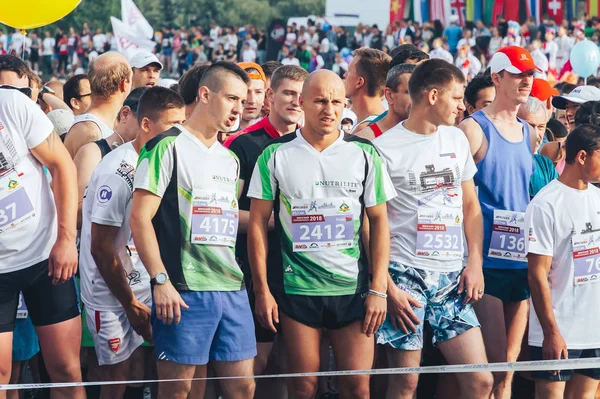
<box><xmin>341</xmin><ymin>47</ymin><xmax>350</xmax><ymax>58</ymax></box>
<box><xmin>570</xmin><ymin>40</ymin><xmax>600</xmax><ymax>78</ymax></box>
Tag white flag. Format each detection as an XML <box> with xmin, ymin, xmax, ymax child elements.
<box><xmin>111</xmin><ymin>17</ymin><xmax>156</xmax><ymax>61</ymax></box>
<box><xmin>121</xmin><ymin>0</ymin><xmax>154</xmax><ymax>39</ymax></box>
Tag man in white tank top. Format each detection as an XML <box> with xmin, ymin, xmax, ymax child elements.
<box><xmin>64</xmin><ymin>52</ymin><xmax>132</xmax><ymax>158</ymax></box>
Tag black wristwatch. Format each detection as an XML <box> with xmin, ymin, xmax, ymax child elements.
<box><xmin>151</xmin><ymin>272</ymin><xmax>169</xmax><ymax>287</ymax></box>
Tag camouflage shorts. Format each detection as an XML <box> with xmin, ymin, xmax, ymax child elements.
<box><xmin>376</xmin><ymin>262</ymin><xmax>479</xmax><ymax>350</ymax></box>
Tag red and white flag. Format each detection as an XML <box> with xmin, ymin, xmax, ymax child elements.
<box><xmin>431</xmin><ymin>0</ymin><xmax>452</xmax><ymax>25</ymax></box>
<box><xmin>547</xmin><ymin>0</ymin><xmax>563</xmax><ymax>23</ymax></box>
<box><xmin>121</xmin><ymin>0</ymin><xmax>154</xmax><ymax>40</ymax></box>
<box><xmin>450</xmin><ymin>0</ymin><xmax>466</xmax><ymax>26</ymax></box>
<box><xmin>110</xmin><ymin>17</ymin><xmax>156</xmax><ymax>60</ymax></box>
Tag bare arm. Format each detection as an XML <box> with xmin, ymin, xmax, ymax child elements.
<box><xmin>40</xmin><ymin>93</ymin><xmax>71</xmax><ymax>112</ymax></box>
<box><xmin>30</xmin><ymin>131</ymin><xmax>78</xmax><ymax>284</ymax></box>
<box><xmin>459</xmin><ymin>118</ymin><xmax>484</xmax><ymax>159</ymax></box>
<box><xmin>459</xmin><ymin>178</ymin><xmax>485</xmax><ymax>303</ymax></box>
<box><xmin>528</xmin><ymin>253</ymin><xmax>559</xmax><ymax>336</ymax></box>
<box><xmin>363</xmin><ymin>202</ymin><xmax>389</xmax><ymax>336</ymax></box>
<box><xmin>91</xmin><ymin>223</ymin><xmax>152</xmax><ymax>342</ymax></box>
<box><xmin>74</xmin><ymin>143</ymin><xmax>101</xmax><ymax>229</ymax></box>
<box><xmin>528</xmin><ymin>253</ymin><xmax>568</xmax><ymax>364</ymax></box>
<box><xmin>130</xmin><ymin>189</ymin><xmax>188</xmax><ymax>325</ymax></box>
<box><xmin>64</xmin><ymin>122</ymin><xmax>102</xmax><ymax>158</ymax></box>
<box><xmin>248</xmin><ymin>198</ymin><xmax>279</xmax><ymax>332</ymax></box>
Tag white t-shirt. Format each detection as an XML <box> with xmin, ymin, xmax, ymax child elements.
<box><xmin>80</xmin><ymin>142</ymin><xmax>151</xmax><ymax>311</ymax></box>
<box><xmin>93</xmin><ymin>33</ymin><xmax>107</xmax><ymax>51</ymax></box>
<box><xmin>209</xmin><ymin>27</ymin><xmax>220</xmax><ymax>48</ymax></box>
<box><xmin>281</xmin><ymin>57</ymin><xmax>300</xmax><ymax>66</ymax></box>
<box><xmin>0</xmin><ymin>90</ymin><xmax>57</xmax><ymax>273</ymax></box>
<box><xmin>373</xmin><ymin>122</ymin><xmax>477</xmax><ymax>272</ymax></box>
<box><xmin>10</xmin><ymin>32</ymin><xmax>24</xmax><ymax>54</ymax></box>
<box><xmin>526</xmin><ymin>180</ymin><xmax>600</xmax><ymax>349</ymax></box>
<box><xmin>241</xmin><ymin>48</ymin><xmax>256</xmax><ymax>62</ymax></box>
<box><xmin>42</xmin><ymin>38</ymin><xmax>55</xmax><ymax>56</ymax></box>
<box><xmin>0</xmin><ymin>35</ymin><xmax>7</xmax><ymax>51</ymax></box>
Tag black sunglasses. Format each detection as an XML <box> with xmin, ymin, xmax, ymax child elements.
<box><xmin>0</xmin><ymin>84</ymin><xmax>33</xmax><ymax>98</ymax></box>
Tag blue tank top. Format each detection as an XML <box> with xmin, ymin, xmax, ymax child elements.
<box><xmin>470</xmin><ymin>110</ymin><xmax>535</xmax><ymax>270</ymax></box>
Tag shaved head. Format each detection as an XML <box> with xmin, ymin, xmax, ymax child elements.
<box><xmin>302</xmin><ymin>69</ymin><xmax>345</xmax><ymax>97</ymax></box>
<box><xmin>198</xmin><ymin>62</ymin><xmax>250</xmax><ymax>94</ymax></box>
<box><xmin>301</xmin><ymin>70</ymin><xmax>346</xmax><ymax>136</ymax></box>
<box><xmin>88</xmin><ymin>51</ymin><xmax>132</xmax><ymax>98</ymax></box>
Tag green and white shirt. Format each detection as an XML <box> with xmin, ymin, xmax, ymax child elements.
<box><xmin>134</xmin><ymin>125</ymin><xmax>244</xmax><ymax>292</ymax></box>
<box><xmin>247</xmin><ymin>129</ymin><xmax>396</xmax><ymax>296</ymax></box>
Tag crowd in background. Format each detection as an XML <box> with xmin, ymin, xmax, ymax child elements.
<box><xmin>3</xmin><ymin>13</ymin><xmax>600</xmax><ymax>84</ymax></box>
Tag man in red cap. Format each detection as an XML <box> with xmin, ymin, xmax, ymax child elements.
<box><xmin>238</xmin><ymin>62</ymin><xmax>267</xmax><ymax>132</ymax></box>
<box><xmin>459</xmin><ymin>46</ymin><xmax>539</xmax><ymax>399</ymax></box>
<box><xmin>530</xmin><ymin>78</ymin><xmax>559</xmax><ymax>122</ymax></box>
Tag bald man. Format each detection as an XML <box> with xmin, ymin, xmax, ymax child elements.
<box><xmin>247</xmin><ymin>69</ymin><xmax>396</xmax><ymax>399</ymax></box>
<box><xmin>64</xmin><ymin>52</ymin><xmax>133</xmax><ymax>158</ymax></box>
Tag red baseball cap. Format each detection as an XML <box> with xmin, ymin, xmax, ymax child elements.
<box><xmin>530</xmin><ymin>78</ymin><xmax>559</xmax><ymax>101</ymax></box>
<box><xmin>489</xmin><ymin>46</ymin><xmax>542</xmax><ymax>74</ymax></box>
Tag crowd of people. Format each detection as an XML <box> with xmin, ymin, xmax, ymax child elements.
<box><xmin>4</xmin><ymin>12</ymin><xmax>600</xmax><ymax>83</ymax></box>
<box><xmin>1</xmin><ymin>9</ymin><xmax>600</xmax><ymax>399</ymax></box>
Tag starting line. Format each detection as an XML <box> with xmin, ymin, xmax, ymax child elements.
<box><xmin>2</xmin><ymin>357</ymin><xmax>600</xmax><ymax>390</ymax></box>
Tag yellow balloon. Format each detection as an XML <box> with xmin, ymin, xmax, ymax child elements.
<box><xmin>0</xmin><ymin>0</ymin><xmax>82</xmax><ymax>30</ymax></box>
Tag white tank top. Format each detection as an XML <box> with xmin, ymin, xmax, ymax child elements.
<box><xmin>70</xmin><ymin>113</ymin><xmax>113</xmax><ymax>138</ymax></box>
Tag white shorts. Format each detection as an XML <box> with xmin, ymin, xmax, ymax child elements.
<box><xmin>86</xmin><ymin>307</ymin><xmax>145</xmax><ymax>366</ymax></box>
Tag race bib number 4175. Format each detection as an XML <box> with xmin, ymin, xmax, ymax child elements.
<box><xmin>190</xmin><ymin>190</ymin><xmax>238</xmax><ymax>247</ymax></box>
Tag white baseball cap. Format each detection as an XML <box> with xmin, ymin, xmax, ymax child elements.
<box><xmin>130</xmin><ymin>51</ymin><xmax>163</xmax><ymax>70</ymax></box>
<box><xmin>552</xmin><ymin>85</ymin><xmax>600</xmax><ymax>110</ymax></box>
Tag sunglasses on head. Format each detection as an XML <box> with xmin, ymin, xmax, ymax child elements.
<box><xmin>0</xmin><ymin>84</ymin><xmax>32</xmax><ymax>98</ymax></box>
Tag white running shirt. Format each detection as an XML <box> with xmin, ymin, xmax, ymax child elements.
<box><xmin>0</xmin><ymin>90</ymin><xmax>57</xmax><ymax>272</ymax></box>
<box><xmin>526</xmin><ymin>179</ymin><xmax>600</xmax><ymax>349</ymax></box>
<box><xmin>80</xmin><ymin>142</ymin><xmax>151</xmax><ymax>311</ymax></box>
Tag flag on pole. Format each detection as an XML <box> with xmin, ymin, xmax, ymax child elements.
<box><xmin>588</xmin><ymin>0</ymin><xmax>599</xmax><ymax>18</ymax></box>
<box><xmin>505</xmin><ymin>0</ymin><xmax>519</xmax><ymax>22</ymax></box>
<box><xmin>110</xmin><ymin>17</ymin><xmax>156</xmax><ymax>60</ymax></box>
<box><xmin>413</xmin><ymin>0</ymin><xmax>422</xmax><ymax>23</ymax></box>
<box><xmin>530</xmin><ymin>0</ymin><xmax>541</xmax><ymax>24</ymax></box>
<box><xmin>450</xmin><ymin>0</ymin><xmax>466</xmax><ymax>25</ymax></box>
<box><xmin>121</xmin><ymin>0</ymin><xmax>154</xmax><ymax>40</ymax></box>
<box><xmin>420</xmin><ymin>0</ymin><xmax>429</xmax><ymax>22</ymax></box>
<box><xmin>390</xmin><ymin>0</ymin><xmax>407</xmax><ymax>25</ymax></box>
<box><xmin>492</xmin><ymin>0</ymin><xmax>505</xmax><ymax>26</ymax></box>
<box><xmin>474</xmin><ymin>0</ymin><xmax>483</xmax><ymax>21</ymax></box>
<box><xmin>483</xmin><ymin>0</ymin><xmax>495</xmax><ymax>24</ymax></box>
<box><xmin>565</xmin><ymin>0</ymin><xmax>575</xmax><ymax>21</ymax></box>
<box><xmin>547</xmin><ymin>0</ymin><xmax>563</xmax><ymax>23</ymax></box>
<box><xmin>466</xmin><ymin>0</ymin><xmax>474</xmax><ymax>21</ymax></box>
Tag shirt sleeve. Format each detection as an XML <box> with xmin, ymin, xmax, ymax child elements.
<box><xmin>134</xmin><ymin>137</ymin><xmax>175</xmax><ymax>198</ymax></box>
<box><xmin>246</xmin><ymin>144</ymin><xmax>278</xmax><ymax>201</ymax></box>
<box><xmin>525</xmin><ymin>201</ymin><xmax>555</xmax><ymax>256</ymax></box>
<box><xmin>14</xmin><ymin>91</ymin><xmax>54</xmax><ymax>149</ymax></box>
<box><xmin>460</xmin><ymin>133</ymin><xmax>477</xmax><ymax>181</ymax></box>
<box><xmin>228</xmin><ymin>137</ymin><xmax>250</xmax><ymax>182</ymax></box>
<box><xmin>91</xmin><ymin>171</ymin><xmax>131</xmax><ymax>227</ymax></box>
<box><xmin>362</xmin><ymin>145</ymin><xmax>397</xmax><ymax>208</ymax></box>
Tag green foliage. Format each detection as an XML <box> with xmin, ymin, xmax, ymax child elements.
<box><xmin>0</xmin><ymin>0</ymin><xmax>325</xmax><ymax>34</ymax></box>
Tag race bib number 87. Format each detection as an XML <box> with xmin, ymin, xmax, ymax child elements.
<box><xmin>291</xmin><ymin>198</ymin><xmax>355</xmax><ymax>252</ymax></box>
<box><xmin>0</xmin><ymin>172</ymin><xmax>35</xmax><ymax>234</ymax></box>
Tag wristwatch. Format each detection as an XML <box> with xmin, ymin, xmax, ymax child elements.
<box><xmin>151</xmin><ymin>272</ymin><xmax>169</xmax><ymax>287</ymax></box>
